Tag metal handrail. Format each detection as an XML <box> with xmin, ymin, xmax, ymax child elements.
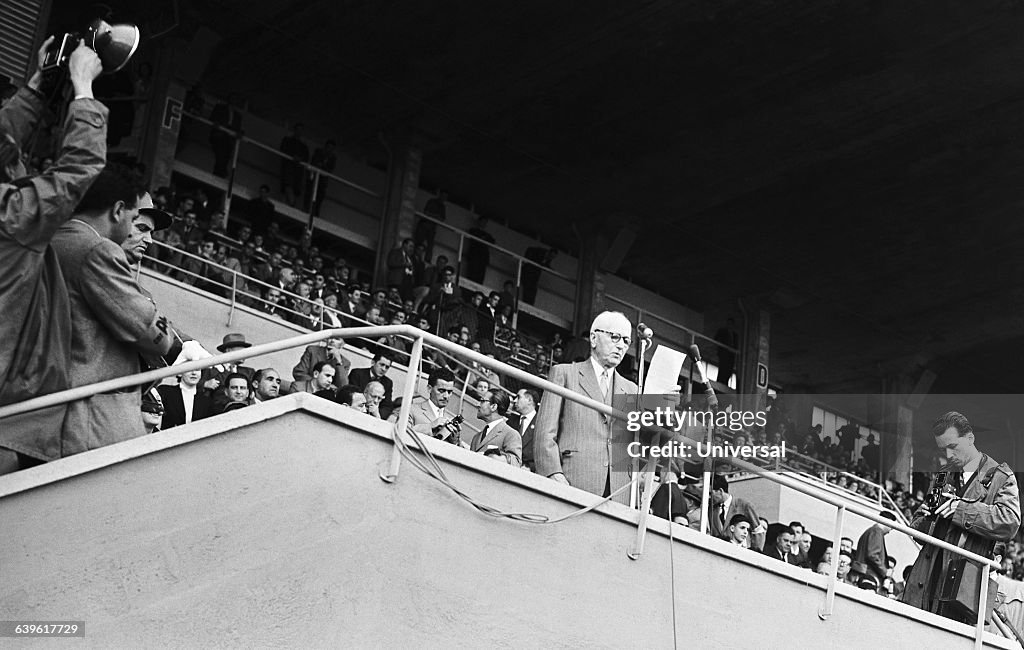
<box><xmin>0</xmin><ymin>324</ymin><xmax>1000</xmax><ymax>643</ymax></box>
<box><xmin>141</xmin><ymin>240</ymin><xmax>518</xmax><ymax>401</ymax></box>
<box><xmin>605</xmin><ymin>292</ymin><xmax>739</xmax><ymax>356</ymax></box>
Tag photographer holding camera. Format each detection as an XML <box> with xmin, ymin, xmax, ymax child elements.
<box><xmin>901</xmin><ymin>411</ymin><xmax>1020</xmax><ymax>623</ymax></box>
<box><xmin>0</xmin><ymin>38</ymin><xmax>105</xmax><ymax>474</ymax></box>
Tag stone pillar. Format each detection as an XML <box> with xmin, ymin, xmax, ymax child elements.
<box><xmin>374</xmin><ymin>140</ymin><xmax>422</xmax><ymax>289</ymax></box>
<box><xmin>739</xmin><ymin>307</ymin><xmax>771</xmax><ymax>414</ymax></box>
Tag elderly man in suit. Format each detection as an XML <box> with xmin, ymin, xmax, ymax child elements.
<box><xmin>293</xmin><ymin>334</ymin><xmax>351</xmax><ymax>389</ymax></box>
<box><xmin>410</xmin><ymin>367</ymin><xmax>463</xmax><ymax>445</ymax></box>
<box><xmin>157</xmin><ymin>369</ymin><xmax>215</xmax><ymax>429</ymax></box>
<box><xmin>533</xmin><ymin>310</ymin><xmax>638</xmax><ymax>504</ymax></box>
<box><xmin>52</xmin><ymin>162</ymin><xmax>213</xmax><ymax>456</ymax></box>
<box><xmin>471</xmin><ymin>390</ymin><xmax>522</xmax><ymax>467</ymax></box>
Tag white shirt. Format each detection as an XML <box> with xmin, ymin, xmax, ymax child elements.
<box><xmin>519</xmin><ymin>410</ymin><xmax>536</xmax><ymax>434</ymax></box>
<box><xmin>426</xmin><ymin>399</ymin><xmax>445</xmax><ymax>421</ymax></box>
<box><xmin>591</xmin><ymin>357</ymin><xmax>612</xmax><ymax>395</ymax></box>
<box><xmin>181</xmin><ymin>384</ymin><xmax>197</xmax><ymax>424</ymax></box>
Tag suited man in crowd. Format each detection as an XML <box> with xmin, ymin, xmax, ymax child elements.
<box><xmin>699</xmin><ymin>474</ymin><xmax>766</xmax><ymax>551</ymax></box>
<box><xmin>410</xmin><ymin>367</ymin><xmax>463</xmax><ymax>445</ymax></box>
<box><xmin>533</xmin><ymin>310</ymin><xmax>638</xmax><ymax>505</ymax></box>
<box><xmin>291</xmin><ymin>361</ymin><xmax>335</xmax><ymax>395</ymax></box>
<box><xmin>470</xmin><ymin>390</ymin><xmax>522</xmax><ymax>467</ymax></box>
<box><xmin>292</xmin><ymin>334</ymin><xmax>350</xmax><ymax>389</ymax></box>
<box><xmin>763</xmin><ymin>525</ymin><xmax>798</xmax><ymax>563</ymax></box>
<box><xmin>510</xmin><ymin>388</ymin><xmax>539</xmax><ymax>471</ymax></box>
<box><xmin>348</xmin><ymin>352</ymin><xmax>394</xmax><ymax>415</ymax></box>
<box><xmin>158</xmin><ymin>369</ymin><xmax>214</xmax><ymax>429</ymax></box>
<box><xmin>203</xmin><ymin>333</ymin><xmax>256</xmax><ymax>409</ymax></box>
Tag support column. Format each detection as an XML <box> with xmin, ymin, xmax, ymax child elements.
<box><xmin>739</xmin><ymin>307</ymin><xmax>771</xmax><ymax>414</ymax></box>
<box><xmin>573</xmin><ymin>230</ymin><xmax>609</xmax><ymax>334</ymax></box>
<box><xmin>142</xmin><ymin>77</ymin><xmax>187</xmax><ymax>192</ymax></box>
<box><xmin>374</xmin><ymin>139</ymin><xmax>422</xmax><ymax>289</ymax></box>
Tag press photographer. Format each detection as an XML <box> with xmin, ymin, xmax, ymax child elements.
<box><xmin>0</xmin><ymin>37</ymin><xmax>105</xmax><ymax>474</ymax></box>
<box><xmin>901</xmin><ymin>411</ymin><xmax>1021</xmax><ymax>623</ymax></box>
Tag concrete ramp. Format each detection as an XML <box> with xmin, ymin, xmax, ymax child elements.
<box><xmin>0</xmin><ymin>394</ymin><xmax>1012</xmax><ymax>648</ymax></box>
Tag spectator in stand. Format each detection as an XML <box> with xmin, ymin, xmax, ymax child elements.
<box><xmin>262</xmin><ymin>286</ymin><xmax>286</xmax><ymax>318</ymax></box>
<box><xmin>275</xmin><ymin>266</ymin><xmax>296</xmax><ymax>295</ymax></box>
<box><xmin>293</xmin><ymin>334</ymin><xmax>351</xmax><ymax>389</ymax></box>
<box><xmin>209</xmin><ymin>94</ymin><xmax>242</xmax><ymax>178</ymax></box>
<box><xmin>471</xmin><ymin>389</ymin><xmax>522</xmax><ymax>467</ymax></box>
<box><xmin>764</xmin><ymin>526</ymin><xmax>798</xmax><ymax>564</ymax></box>
<box><xmin>251</xmin><ymin>368</ymin><xmax>282</xmax><ymax>403</ymax></box>
<box><xmin>511</xmin><ymin>389</ymin><xmax>539</xmax><ymax>471</ymax></box>
<box><xmin>410</xmin><ymin>242</ymin><xmax>431</xmax><ymax>310</ymax></box>
<box><xmin>837</xmin><ymin>553</ymin><xmax>854</xmax><ymax>584</ymax></box>
<box><xmin>158</xmin><ymin>369</ymin><xmax>215</xmax><ymax>429</ymax></box>
<box><xmin>363</xmin><ymin>381</ymin><xmax>386</xmax><ymax>419</ymax></box>
<box><xmin>334</xmin><ymin>384</ymin><xmax>368</xmax><ymax>412</ymax></box>
<box><xmin>306</xmin><ymin>139</ymin><xmax>336</xmax><ymax>216</ymax></box>
<box><xmin>521</xmin><ymin>246</ymin><xmax>556</xmax><ymax>305</ymax></box>
<box><xmin>316</xmin><ymin>293</ymin><xmax>344</xmax><ymax>330</ymax></box>
<box><xmin>374</xmin><ymin>312</ymin><xmax>409</xmax><ymax>362</ymax></box>
<box><xmin>694</xmin><ymin>474</ymin><xmax>766</xmax><ymax>551</ymax></box>
<box><xmin>246</xmin><ymin>184</ymin><xmax>276</xmax><ymax>236</ymax></box>
<box><xmin>416</xmin><ymin>189</ymin><xmax>447</xmax><ymax>260</ymax></box>
<box><xmin>789</xmin><ymin>521</ymin><xmax>806</xmax><ymax>557</ymax></box>
<box><xmin>862</xmin><ymin>433</ymin><xmax>881</xmax><ymax>477</ymax></box>
<box><xmin>498</xmin><ymin>280</ymin><xmax>517</xmax><ymax>313</ymax></box>
<box><xmin>287</xmin><ymin>280</ymin><xmax>317</xmax><ymax>329</ymax></box>
<box><xmin>252</xmin><ymin>250</ymin><xmax>284</xmax><ymax>286</ymax></box>
<box><xmin>852</xmin><ymin>511</ymin><xmax>895</xmax><ymax>592</ymax></box>
<box><xmin>840</xmin><ymin>536</ymin><xmax>855</xmax><ymax>556</ymax></box>
<box><xmin>796</xmin><ymin>531</ymin><xmax>814</xmax><ymax>569</ymax></box>
<box><xmin>349</xmin><ymin>352</ymin><xmax>394</xmax><ymax>409</ymax></box>
<box><xmin>291</xmin><ymin>360</ymin><xmax>335</xmax><ymax>395</ymax></box>
<box><xmin>52</xmin><ymin>163</ymin><xmax>214</xmax><ymax>456</ymax></box>
<box><xmin>222</xmin><ymin>372</ymin><xmax>251</xmax><ymax>410</ymax></box>
<box><xmin>477</xmin><ymin>291</ymin><xmax>501</xmax><ymax>342</ymax></box>
<box><xmin>280</xmin><ymin>123</ymin><xmax>309</xmax><ymax>206</ymax></box>
<box><xmin>141</xmin><ymin>388</ymin><xmax>164</xmax><ymax>434</ymax></box>
<box><xmin>726</xmin><ymin>514</ymin><xmax>753</xmax><ymax>547</ymax></box>
<box><xmin>411</xmin><ymin>368</ymin><xmax>463</xmax><ymax>446</ymax></box>
<box><xmin>464</xmin><ymin>215</ymin><xmax>495</xmax><ymax>283</ymax></box>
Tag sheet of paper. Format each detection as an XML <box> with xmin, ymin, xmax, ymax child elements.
<box><xmin>643</xmin><ymin>345</ymin><xmax>687</xmax><ymax>395</ymax></box>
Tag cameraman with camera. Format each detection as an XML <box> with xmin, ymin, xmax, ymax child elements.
<box><xmin>901</xmin><ymin>411</ymin><xmax>1020</xmax><ymax>623</ymax></box>
<box><xmin>0</xmin><ymin>38</ymin><xmax>105</xmax><ymax>474</ymax></box>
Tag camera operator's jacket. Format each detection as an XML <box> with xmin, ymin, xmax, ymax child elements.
<box><xmin>901</xmin><ymin>454</ymin><xmax>1020</xmax><ymax>617</ymax></box>
<box><xmin>0</xmin><ymin>87</ymin><xmax>107</xmax><ymax>461</ymax></box>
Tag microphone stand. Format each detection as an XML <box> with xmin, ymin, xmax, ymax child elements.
<box><xmin>631</xmin><ymin>334</ymin><xmax>653</xmax><ymax>510</ymax></box>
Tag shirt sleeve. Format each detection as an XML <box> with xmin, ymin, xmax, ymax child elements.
<box><xmin>79</xmin><ymin>240</ymin><xmax>176</xmax><ymax>355</ymax></box>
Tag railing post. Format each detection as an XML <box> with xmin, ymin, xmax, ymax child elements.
<box><xmin>380</xmin><ymin>335</ymin><xmax>424</xmax><ymax>483</ymax></box>
<box><xmin>456</xmin><ymin>233</ymin><xmax>465</xmax><ymax>279</ymax></box>
<box><xmin>819</xmin><ymin>504</ymin><xmax>846</xmax><ymax>620</ymax></box>
<box><xmin>628</xmin><ymin>456</ymin><xmax>661</xmax><ymax>561</ymax></box>
<box><xmin>512</xmin><ymin>257</ymin><xmax>523</xmax><ymax>330</ymax></box>
<box><xmin>976</xmin><ymin>563</ymin><xmax>990</xmax><ymax>650</ymax></box>
<box><xmin>224</xmin><ymin>128</ymin><xmax>242</xmax><ymax>223</ymax></box>
<box><xmin>307</xmin><ymin>170</ymin><xmax>320</xmax><ymax>230</ymax></box>
<box><xmin>227</xmin><ymin>270</ymin><xmax>237</xmax><ymax>326</ymax></box>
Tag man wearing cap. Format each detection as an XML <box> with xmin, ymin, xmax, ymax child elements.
<box><xmin>52</xmin><ymin>162</ymin><xmax>214</xmax><ymax>456</ymax></box>
<box><xmin>141</xmin><ymin>388</ymin><xmax>164</xmax><ymax>434</ymax></box>
<box><xmin>0</xmin><ymin>40</ymin><xmax>105</xmax><ymax>474</ymax></box>
<box><xmin>203</xmin><ymin>333</ymin><xmax>256</xmax><ymax>408</ymax></box>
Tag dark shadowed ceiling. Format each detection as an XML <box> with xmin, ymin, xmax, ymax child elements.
<box><xmin>73</xmin><ymin>0</ymin><xmax>1024</xmax><ymax>392</ymax></box>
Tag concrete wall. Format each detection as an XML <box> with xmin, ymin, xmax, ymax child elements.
<box><xmin>0</xmin><ymin>394</ymin><xmax>1009</xmax><ymax>649</ymax></box>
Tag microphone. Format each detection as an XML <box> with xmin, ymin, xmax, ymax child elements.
<box><xmin>688</xmin><ymin>344</ymin><xmax>719</xmax><ymax>411</ymax></box>
<box><xmin>637</xmin><ymin>322</ymin><xmax>654</xmax><ymax>340</ymax></box>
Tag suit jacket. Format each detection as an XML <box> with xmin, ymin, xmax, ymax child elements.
<box><xmin>853</xmin><ymin>524</ymin><xmax>888</xmax><ymax>584</ymax></box>
<box><xmin>348</xmin><ymin>367</ymin><xmax>394</xmax><ymax>402</ymax></box>
<box><xmin>292</xmin><ymin>345</ymin><xmax>351</xmax><ymax>388</ymax></box>
<box><xmin>53</xmin><ymin>219</ymin><xmax>183</xmax><ymax>456</ymax></box>
<box><xmin>763</xmin><ymin>545</ymin><xmax>796</xmax><ymax>564</ymax></box>
<box><xmin>385</xmin><ymin>246</ymin><xmax>413</xmax><ymax>288</ymax></box>
<box><xmin>708</xmin><ymin>496</ymin><xmax>765</xmax><ymax>552</ymax></box>
<box><xmin>410</xmin><ymin>397</ymin><xmax>462</xmax><ymax>445</ymax></box>
<box><xmin>470</xmin><ymin>419</ymin><xmax>523</xmax><ymax>467</ymax></box>
<box><xmin>157</xmin><ymin>384</ymin><xmax>215</xmax><ymax>429</ymax></box>
<box><xmin>533</xmin><ymin>359</ymin><xmax>638</xmax><ymax>505</ymax></box>
<box><xmin>508</xmin><ymin>411</ymin><xmax>537</xmax><ymax>470</ymax></box>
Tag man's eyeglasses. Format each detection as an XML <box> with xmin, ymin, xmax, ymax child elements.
<box><xmin>593</xmin><ymin>329</ymin><xmax>631</xmax><ymax>347</ymax></box>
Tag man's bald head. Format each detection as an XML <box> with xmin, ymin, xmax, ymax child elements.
<box><xmin>589</xmin><ymin>310</ymin><xmax>632</xmax><ymax>369</ymax></box>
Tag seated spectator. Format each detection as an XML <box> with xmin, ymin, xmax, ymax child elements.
<box><xmin>701</xmin><ymin>474</ymin><xmax>766</xmax><ymax>551</ymax></box>
<box><xmin>158</xmin><ymin>369</ymin><xmax>215</xmax><ymax>429</ymax></box>
<box><xmin>252</xmin><ymin>251</ymin><xmax>284</xmax><ymax>285</ymax></box>
<box><xmin>837</xmin><ymin>552</ymin><xmax>854</xmax><ymax>584</ymax></box>
<box><xmin>725</xmin><ymin>514</ymin><xmax>753</xmax><ymax>547</ymax></box>
<box><xmin>251</xmin><ymin>368</ymin><xmax>282</xmax><ymax>403</ymax></box>
<box><xmin>261</xmin><ymin>286</ymin><xmax>286</xmax><ymax>318</ymax></box>
<box><xmin>363</xmin><ymin>381</ymin><xmax>386</xmax><ymax>418</ymax></box>
<box><xmin>315</xmin><ymin>293</ymin><xmax>344</xmax><ymax>329</ymax></box>
<box><xmin>651</xmin><ymin>473</ymin><xmax>700</xmax><ymax>526</ymax></box>
<box><xmin>764</xmin><ymin>526</ymin><xmax>798</xmax><ymax>564</ymax></box>
<box><xmin>202</xmin><ymin>333</ymin><xmax>256</xmax><ymax>404</ymax></box>
<box><xmin>141</xmin><ymin>388</ymin><xmax>164</xmax><ymax>434</ymax></box>
<box><xmin>222</xmin><ymin>372</ymin><xmax>252</xmax><ymax>410</ymax></box>
<box><xmin>374</xmin><ymin>311</ymin><xmax>409</xmax><ymax>361</ymax></box>
<box><xmin>840</xmin><ymin>536</ymin><xmax>854</xmax><ymax>556</ymax></box>
<box><xmin>293</xmin><ymin>335</ymin><xmax>351</xmax><ymax>389</ymax></box>
<box><xmin>470</xmin><ymin>389</ymin><xmax>522</xmax><ymax>467</ymax></box>
<box><xmin>292</xmin><ymin>360</ymin><xmax>336</xmax><ymax>395</ymax></box>
<box><xmin>333</xmin><ymin>384</ymin><xmax>368</xmax><ymax>412</ymax></box>
<box><xmin>349</xmin><ymin>352</ymin><xmax>394</xmax><ymax>412</ymax></box>
<box><xmin>410</xmin><ymin>368</ymin><xmax>463</xmax><ymax>445</ymax></box>
<box><xmin>795</xmin><ymin>531</ymin><xmax>813</xmax><ymax>569</ymax></box>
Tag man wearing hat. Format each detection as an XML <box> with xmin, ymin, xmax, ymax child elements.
<box><xmin>121</xmin><ymin>191</ymin><xmax>173</xmax><ymax>265</ymax></box>
<box><xmin>204</xmin><ymin>333</ymin><xmax>257</xmax><ymax>409</ymax></box>
<box><xmin>0</xmin><ymin>40</ymin><xmax>105</xmax><ymax>474</ymax></box>
<box><xmin>141</xmin><ymin>388</ymin><xmax>164</xmax><ymax>434</ymax></box>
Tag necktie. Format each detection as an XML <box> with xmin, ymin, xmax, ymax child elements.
<box><xmin>719</xmin><ymin>505</ymin><xmax>726</xmax><ymax>526</ymax></box>
<box><xmin>599</xmin><ymin>370</ymin><xmax>610</xmax><ymax>398</ymax></box>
